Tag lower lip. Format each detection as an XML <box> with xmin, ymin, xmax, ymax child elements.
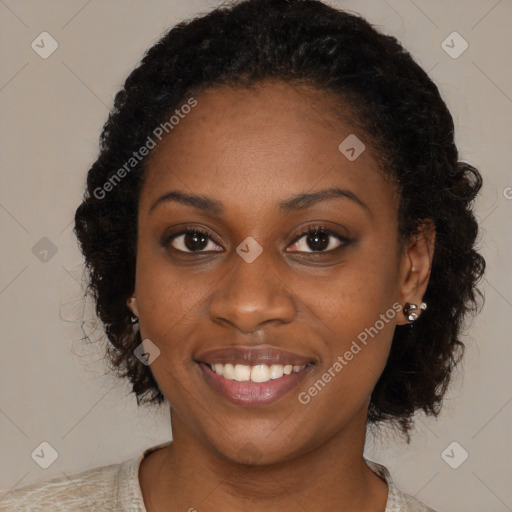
<box><xmin>198</xmin><ymin>362</ymin><xmax>313</xmax><ymax>406</ymax></box>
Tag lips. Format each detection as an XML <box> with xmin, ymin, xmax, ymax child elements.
<box><xmin>196</xmin><ymin>345</ymin><xmax>314</xmax><ymax>367</ymax></box>
<box><xmin>195</xmin><ymin>345</ymin><xmax>315</xmax><ymax>406</ymax></box>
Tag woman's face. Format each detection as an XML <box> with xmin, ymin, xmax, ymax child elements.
<box><xmin>130</xmin><ymin>80</ymin><xmax>419</xmax><ymax>464</ymax></box>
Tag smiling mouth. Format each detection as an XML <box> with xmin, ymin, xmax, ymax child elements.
<box><xmin>195</xmin><ymin>344</ymin><xmax>316</xmax><ymax>405</ymax></box>
<box><xmin>197</xmin><ymin>361</ymin><xmax>315</xmax><ymax>406</ymax></box>
<box><xmin>204</xmin><ymin>362</ymin><xmax>312</xmax><ymax>383</ymax></box>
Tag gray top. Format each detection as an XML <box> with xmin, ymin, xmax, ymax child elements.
<box><xmin>0</xmin><ymin>442</ymin><xmax>438</xmax><ymax>511</ymax></box>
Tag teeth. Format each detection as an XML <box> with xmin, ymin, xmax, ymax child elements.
<box><xmin>233</xmin><ymin>364</ymin><xmax>251</xmax><ymax>381</ymax></box>
<box><xmin>251</xmin><ymin>365</ymin><xmax>269</xmax><ymax>383</ymax></box>
<box><xmin>222</xmin><ymin>363</ymin><xmax>235</xmax><ymax>380</ymax></box>
<box><xmin>208</xmin><ymin>363</ymin><xmax>306</xmax><ymax>382</ymax></box>
<box><xmin>269</xmin><ymin>364</ymin><xmax>284</xmax><ymax>379</ymax></box>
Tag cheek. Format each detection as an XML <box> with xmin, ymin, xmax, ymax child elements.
<box><xmin>295</xmin><ymin>245</ymin><xmax>399</xmax><ymax>387</ymax></box>
<box><xmin>304</xmin><ymin>244</ymin><xmax>399</xmax><ymax>336</ymax></box>
<box><xmin>133</xmin><ymin>245</ymin><xmax>206</xmax><ymax>361</ymax></box>
<box><xmin>296</xmin><ymin>274</ymin><xmax>397</xmax><ymax>426</ymax></box>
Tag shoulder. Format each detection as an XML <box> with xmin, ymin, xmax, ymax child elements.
<box><xmin>364</xmin><ymin>458</ymin><xmax>440</xmax><ymax>512</ymax></box>
<box><xmin>392</xmin><ymin>491</ymin><xmax>439</xmax><ymax>512</ymax></box>
<box><xmin>0</xmin><ymin>456</ymin><xmax>142</xmax><ymax>512</ymax></box>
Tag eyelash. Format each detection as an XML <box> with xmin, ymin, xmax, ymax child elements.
<box><xmin>295</xmin><ymin>223</ymin><xmax>351</xmax><ymax>246</ymax></box>
<box><xmin>162</xmin><ymin>224</ymin><xmax>351</xmax><ymax>254</ymax></box>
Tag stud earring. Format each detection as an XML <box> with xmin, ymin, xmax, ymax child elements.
<box><xmin>403</xmin><ymin>302</ymin><xmax>427</xmax><ymax>322</ymax></box>
<box><xmin>130</xmin><ymin>314</ymin><xmax>139</xmax><ymax>325</ymax></box>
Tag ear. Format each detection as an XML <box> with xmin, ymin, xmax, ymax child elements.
<box><xmin>396</xmin><ymin>219</ymin><xmax>436</xmax><ymax>326</ymax></box>
<box><xmin>127</xmin><ymin>294</ymin><xmax>139</xmax><ymax>317</ymax></box>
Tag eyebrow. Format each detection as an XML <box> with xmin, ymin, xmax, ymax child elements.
<box><xmin>149</xmin><ymin>187</ymin><xmax>370</xmax><ymax>215</ymax></box>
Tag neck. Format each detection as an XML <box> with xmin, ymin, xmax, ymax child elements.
<box><xmin>140</xmin><ymin>407</ymin><xmax>388</xmax><ymax>512</ymax></box>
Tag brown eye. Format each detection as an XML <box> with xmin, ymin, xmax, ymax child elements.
<box><xmin>288</xmin><ymin>226</ymin><xmax>351</xmax><ymax>253</ymax></box>
<box><xmin>162</xmin><ymin>228</ymin><xmax>223</xmax><ymax>253</ymax></box>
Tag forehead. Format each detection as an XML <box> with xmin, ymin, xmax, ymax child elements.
<box><xmin>139</xmin><ymin>80</ymin><xmax>396</xmax><ymax>220</ymax></box>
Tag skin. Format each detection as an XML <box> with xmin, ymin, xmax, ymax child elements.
<box><xmin>127</xmin><ymin>79</ymin><xmax>435</xmax><ymax>511</ymax></box>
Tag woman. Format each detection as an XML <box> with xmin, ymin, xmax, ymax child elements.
<box><xmin>0</xmin><ymin>0</ymin><xmax>485</xmax><ymax>510</ymax></box>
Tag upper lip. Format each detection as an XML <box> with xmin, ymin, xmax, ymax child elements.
<box><xmin>196</xmin><ymin>344</ymin><xmax>315</xmax><ymax>366</ymax></box>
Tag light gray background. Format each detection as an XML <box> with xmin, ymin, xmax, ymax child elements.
<box><xmin>1</xmin><ymin>1</ymin><xmax>511</xmax><ymax>511</ymax></box>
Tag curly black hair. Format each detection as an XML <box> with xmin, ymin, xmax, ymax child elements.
<box><xmin>74</xmin><ymin>0</ymin><xmax>485</xmax><ymax>440</ymax></box>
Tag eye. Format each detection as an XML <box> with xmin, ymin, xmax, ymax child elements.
<box><xmin>162</xmin><ymin>227</ymin><xmax>223</xmax><ymax>253</ymax></box>
<box><xmin>162</xmin><ymin>224</ymin><xmax>351</xmax><ymax>255</ymax></box>
<box><xmin>287</xmin><ymin>224</ymin><xmax>351</xmax><ymax>253</ymax></box>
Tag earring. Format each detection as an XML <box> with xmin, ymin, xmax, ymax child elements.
<box><xmin>130</xmin><ymin>314</ymin><xmax>139</xmax><ymax>325</ymax></box>
<box><xmin>403</xmin><ymin>302</ymin><xmax>427</xmax><ymax>322</ymax></box>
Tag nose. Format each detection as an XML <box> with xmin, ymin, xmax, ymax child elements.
<box><xmin>208</xmin><ymin>247</ymin><xmax>297</xmax><ymax>334</ymax></box>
